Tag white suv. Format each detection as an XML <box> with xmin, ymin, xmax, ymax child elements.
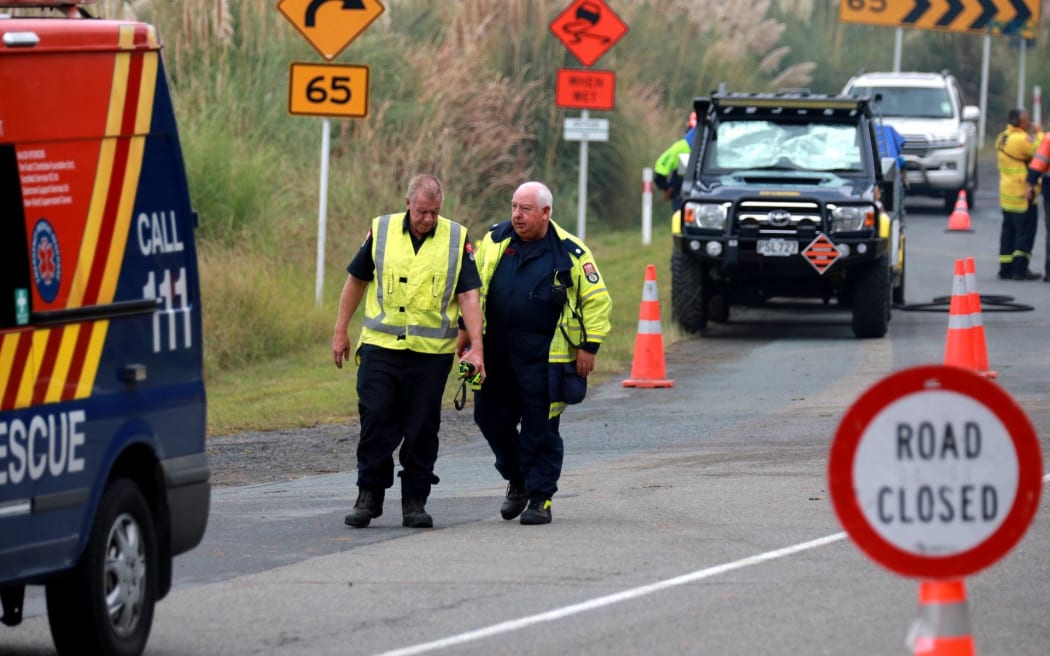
<box><xmin>842</xmin><ymin>71</ymin><xmax>981</xmax><ymax>211</ymax></box>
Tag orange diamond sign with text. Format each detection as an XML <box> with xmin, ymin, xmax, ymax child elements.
<box><xmin>803</xmin><ymin>233</ymin><xmax>842</xmax><ymax>275</ymax></box>
<box><xmin>278</xmin><ymin>0</ymin><xmax>385</xmax><ymax>61</ymax></box>
<box><xmin>549</xmin><ymin>0</ymin><xmax>628</xmax><ymax>68</ymax></box>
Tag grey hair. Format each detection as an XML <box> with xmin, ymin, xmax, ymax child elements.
<box><xmin>406</xmin><ymin>174</ymin><xmax>443</xmax><ymax>201</ymax></box>
<box><xmin>518</xmin><ymin>181</ymin><xmax>553</xmax><ymax>215</ymax></box>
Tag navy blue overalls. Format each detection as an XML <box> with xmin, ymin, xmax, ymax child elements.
<box><xmin>474</xmin><ymin>229</ymin><xmax>567</xmax><ymax>501</ymax></box>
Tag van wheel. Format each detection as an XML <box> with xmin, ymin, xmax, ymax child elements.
<box><xmin>46</xmin><ymin>478</ymin><xmax>157</xmax><ymax>656</ymax></box>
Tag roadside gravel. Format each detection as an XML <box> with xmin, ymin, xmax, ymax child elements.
<box><xmin>205</xmin><ymin>407</ymin><xmax>482</xmax><ymax>487</ymax></box>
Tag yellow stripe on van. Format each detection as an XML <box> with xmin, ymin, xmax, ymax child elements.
<box><xmin>76</xmin><ymin>321</ymin><xmax>109</xmax><ymax>400</ymax></box>
<box><xmin>0</xmin><ymin>333</ymin><xmax>24</xmax><ymax>406</ymax></box>
<box><xmin>98</xmin><ymin>54</ymin><xmax>155</xmax><ymax>304</ymax></box>
<box><xmin>135</xmin><ymin>52</ymin><xmax>157</xmax><ymax>133</ymax></box>
<box><xmin>118</xmin><ymin>23</ymin><xmax>136</xmax><ymax>48</ymax></box>
<box><xmin>45</xmin><ymin>324</ymin><xmax>81</xmax><ymax>404</ymax></box>
<box><xmin>16</xmin><ymin>329</ymin><xmax>51</xmax><ymax>409</ymax></box>
<box><xmin>68</xmin><ymin>50</ymin><xmax>129</xmax><ymax>307</ymax></box>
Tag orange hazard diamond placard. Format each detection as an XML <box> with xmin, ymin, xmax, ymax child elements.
<box><xmin>802</xmin><ymin>233</ymin><xmax>841</xmax><ymax>275</ymax></box>
<box><xmin>549</xmin><ymin>0</ymin><xmax>628</xmax><ymax>68</ymax></box>
<box><xmin>278</xmin><ymin>0</ymin><xmax>385</xmax><ymax>61</ymax></box>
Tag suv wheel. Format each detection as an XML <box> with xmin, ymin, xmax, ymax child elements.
<box><xmin>671</xmin><ymin>249</ymin><xmax>708</xmax><ymax>333</ymax></box>
<box><xmin>851</xmin><ymin>256</ymin><xmax>890</xmax><ymax>338</ymax></box>
<box><xmin>965</xmin><ymin>164</ymin><xmax>978</xmax><ymax>202</ymax></box>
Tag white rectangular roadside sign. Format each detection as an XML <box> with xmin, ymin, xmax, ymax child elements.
<box><xmin>563</xmin><ymin>117</ymin><xmax>609</xmax><ymax>142</ymax></box>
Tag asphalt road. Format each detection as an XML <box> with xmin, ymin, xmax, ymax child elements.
<box><xmin>5</xmin><ymin>153</ymin><xmax>1050</xmax><ymax>655</ymax></box>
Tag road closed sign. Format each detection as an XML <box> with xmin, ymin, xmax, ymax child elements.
<box><xmin>829</xmin><ymin>365</ymin><xmax>1042</xmax><ymax>579</ymax></box>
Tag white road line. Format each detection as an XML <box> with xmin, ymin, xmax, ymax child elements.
<box><xmin>375</xmin><ymin>473</ymin><xmax>1050</xmax><ymax>655</ymax></box>
<box><xmin>372</xmin><ymin>532</ymin><xmax>848</xmax><ymax>656</ymax></box>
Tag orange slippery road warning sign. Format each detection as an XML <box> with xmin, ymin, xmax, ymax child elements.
<box><xmin>549</xmin><ymin>0</ymin><xmax>628</xmax><ymax>68</ymax></box>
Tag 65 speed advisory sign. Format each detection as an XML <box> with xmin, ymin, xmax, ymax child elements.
<box><xmin>829</xmin><ymin>365</ymin><xmax>1042</xmax><ymax>579</ymax></box>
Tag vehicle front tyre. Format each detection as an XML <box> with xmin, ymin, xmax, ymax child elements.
<box><xmin>965</xmin><ymin>163</ymin><xmax>978</xmax><ymax>201</ymax></box>
<box><xmin>671</xmin><ymin>249</ymin><xmax>708</xmax><ymax>333</ymax></box>
<box><xmin>851</xmin><ymin>256</ymin><xmax>890</xmax><ymax>338</ymax></box>
<box><xmin>46</xmin><ymin>478</ymin><xmax>157</xmax><ymax>656</ymax></box>
<box><xmin>892</xmin><ymin>255</ymin><xmax>906</xmax><ymax>306</ymax></box>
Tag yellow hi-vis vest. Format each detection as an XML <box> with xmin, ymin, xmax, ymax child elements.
<box><xmin>473</xmin><ymin>219</ymin><xmax>613</xmax><ymax>418</ymax></box>
<box><xmin>359</xmin><ymin>212</ymin><xmax>466</xmax><ymax>354</ymax></box>
<box><xmin>997</xmin><ymin>124</ymin><xmax>1039</xmax><ymax>212</ymax></box>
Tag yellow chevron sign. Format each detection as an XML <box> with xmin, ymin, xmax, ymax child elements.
<box><xmin>839</xmin><ymin>0</ymin><xmax>1039</xmax><ymax>38</ymax></box>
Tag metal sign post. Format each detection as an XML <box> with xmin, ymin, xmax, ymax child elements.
<box><xmin>576</xmin><ymin>110</ymin><xmax>590</xmax><ymax>239</ymax></box>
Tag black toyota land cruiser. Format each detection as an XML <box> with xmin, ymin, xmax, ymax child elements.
<box><xmin>670</xmin><ymin>92</ymin><xmax>905</xmax><ymax>338</ymax></box>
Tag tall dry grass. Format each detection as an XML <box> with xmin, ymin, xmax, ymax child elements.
<box><xmin>73</xmin><ymin>0</ymin><xmax>821</xmax><ymax>377</ymax></box>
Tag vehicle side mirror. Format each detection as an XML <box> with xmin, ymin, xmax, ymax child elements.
<box><xmin>962</xmin><ymin>105</ymin><xmax>980</xmax><ymax>122</ymax></box>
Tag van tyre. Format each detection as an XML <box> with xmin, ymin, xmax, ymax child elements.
<box><xmin>46</xmin><ymin>478</ymin><xmax>157</xmax><ymax>656</ymax></box>
<box><xmin>851</xmin><ymin>256</ymin><xmax>890</xmax><ymax>339</ymax></box>
<box><xmin>671</xmin><ymin>249</ymin><xmax>708</xmax><ymax>333</ymax></box>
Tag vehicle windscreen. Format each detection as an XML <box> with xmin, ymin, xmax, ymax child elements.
<box><xmin>703</xmin><ymin>119</ymin><xmax>864</xmax><ymax>174</ymax></box>
<box><xmin>846</xmin><ymin>85</ymin><xmax>953</xmax><ymax>119</ymax></box>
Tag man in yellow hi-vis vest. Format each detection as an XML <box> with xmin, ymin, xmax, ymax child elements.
<box><xmin>332</xmin><ymin>174</ymin><xmax>485</xmax><ymax>529</ymax></box>
<box><xmin>996</xmin><ymin>108</ymin><xmax>1042</xmax><ymax>280</ymax></box>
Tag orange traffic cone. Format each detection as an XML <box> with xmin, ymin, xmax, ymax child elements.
<box><xmin>943</xmin><ymin>259</ymin><xmax>977</xmax><ymax>371</ymax></box>
<box><xmin>946</xmin><ymin>191</ymin><xmax>973</xmax><ymax>232</ymax></box>
<box><xmin>907</xmin><ymin>579</ymin><xmax>976</xmax><ymax>656</ymax></box>
<box><xmin>963</xmin><ymin>257</ymin><xmax>997</xmax><ymax>379</ymax></box>
<box><xmin>622</xmin><ymin>264</ymin><xmax>674</xmax><ymax>388</ymax></box>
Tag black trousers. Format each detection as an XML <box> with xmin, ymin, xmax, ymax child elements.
<box><xmin>355</xmin><ymin>344</ymin><xmax>453</xmax><ymax>499</ymax></box>
<box><xmin>474</xmin><ymin>330</ymin><xmax>563</xmax><ymax>501</ymax></box>
<box><xmin>998</xmin><ymin>204</ymin><xmax>1039</xmax><ymax>277</ymax></box>
<box><xmin>1042</xmin><ymin>181</ymin><xmax>1050</xmax><ymax>273</ymax></box>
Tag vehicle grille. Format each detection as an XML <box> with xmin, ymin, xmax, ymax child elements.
<box><xmin>900</xmin><ymin>135</ymin><xmax>931</xmax><ymax>158</ymax></box>
<box><xmin>735</xmin><ymin>200</ymin><xmax>822</xmax><ymax>234</ymax></box>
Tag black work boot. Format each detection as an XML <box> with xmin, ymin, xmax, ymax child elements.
<box><xmin>344</xmin><ymin>488</ymin><xmax>384</xmax><ymax>528</ymax></box>
<box><xmin>500</xmin><ymin>480</ymin><xmax>527</xmax><ymax>520</ymax></box>
<box><xmin>520</xmin><ymin>498</ymin><xmax>552</xmax><ymax>525</ymax></box>
<box><xmin>401</xmin><ymin>496</ymin><xmax>433</xmax><ymax>528</ymax></box>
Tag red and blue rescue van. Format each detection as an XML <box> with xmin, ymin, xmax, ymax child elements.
<box><xmin>0</xmin><ymin>3</ymin><xmax>209</xmax><ymax>654</ymax></box>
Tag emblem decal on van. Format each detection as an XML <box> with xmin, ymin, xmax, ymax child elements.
<box><xmin>32</xmin><ymin>218</ymin><xmax>62</xmax><ymax>303</ymax></box>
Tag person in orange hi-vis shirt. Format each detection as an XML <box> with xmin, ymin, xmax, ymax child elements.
<box><xmin>1026</xmin><ymin>122</ymin><xmax>1050</xmax><ymax>282</ymax></box>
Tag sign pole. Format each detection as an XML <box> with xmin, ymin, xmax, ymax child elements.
<box><xmin>642</xmin><ymin>167</ymin><xmax>652</xmax><ymax>245</ymax></box>
<box><xmin>577</xmin><ymin>109</ymin><xmax>589</xmax><ymax>240</ymax></box>
<box><xmin>1033</xmin><ymin>85</ymin><xmax>1042</xmax><ymax>127</ymax></box>
<box><xmin>893</xmin><ymin>28</ymin><xmax>902</xmax><ymax>72</ymax></box>
<box><xmin>979</xmin><ymin>34</ymin><xmax>990</xmax><ymax>151</ymax></box>
<box><xmin>1017</xmin><ymin>38</ymin><xmax>1026</xmax><ymax>110</ymax></box>
<box><xmin>315</xmin><ymin>117</ymin><xmax>331</xmax><ymax>306</ymax></box>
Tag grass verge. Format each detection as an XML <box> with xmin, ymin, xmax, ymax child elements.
<box><xmin>206</xmin><ymin>225</ymin><xmax>680</xmax><ymax>436</ymax></box>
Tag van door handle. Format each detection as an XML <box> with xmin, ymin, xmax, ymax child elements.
<box><xmin>120</xmin><ymin>364</ymin><xmax>147</xmax><ymax>384</ymax></box>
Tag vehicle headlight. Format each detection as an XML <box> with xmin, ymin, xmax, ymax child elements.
<box><xmin>829</xmin><ymin>204</ymin><xmax>875</xmax><ymax>232</ymax></box>
<box><xmin>930</xmin><ymin>135</ymin><xmax>964</xmax><ymax>149</ymax></box>
<box><xmin>683</xmin><ymin>203</ymin><xmax>728</xmax><ymax>230</ymax></box>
